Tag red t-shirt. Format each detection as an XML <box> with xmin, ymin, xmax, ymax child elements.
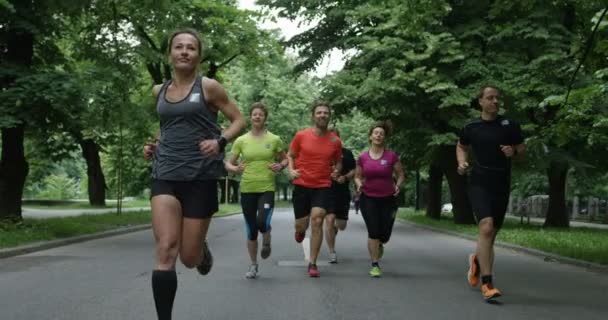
<box><xmin>290</xmin><ymin>128</ymin><xmax>342</xmax><ymax>188</ymax></box>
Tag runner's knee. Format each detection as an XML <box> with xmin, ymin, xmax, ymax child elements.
<box><xmin>156</xmin><ymin>240</ymin><xmax>179</xmax><ymax>268</ymax></box>
<box><xmin>479</xmin><ymin>218</ymin><xmax>495</xmax><ymax>238</ymax></box>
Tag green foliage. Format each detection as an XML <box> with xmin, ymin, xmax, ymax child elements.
<box><xmin>261</xmin><ymin>0</ymin><xmax>608</xmax><ymax>195</ymax></box>
<box><xmin>35</xmin><ymin>173</ymin><xmax>81</xmax><ymax>200</ymax></box>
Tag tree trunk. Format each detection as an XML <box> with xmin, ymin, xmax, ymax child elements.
<box><xmin>544</xmin><ymin>160</ymin><xmax>569</xmax><ymax>227</ymax></box>
<box><xmin>218</xmin><ymin>179</ymin><xmax>226</xmax><ymax>203</ymax></box>
<box><xmin>0</xmin><ymin>4</ymin><xmax>34</xmax><ymax>220</ymax></box>
<box><xmin>0</xmin><ymin>126</ymin><xmax>29</xmax><ymax>220</ymax></box>
<box><xmin>426</xmin><ymin>163</ymin><xmax>442</xmax><ymax>220</ymax></box>
<box><xmin>437</xmin><ymin>145</ymin><xmax>475</xmax><ymax>224</ymax></box>
<box><xmin>80</xmin><ymin>139</ymin><xmax>106</xmax><ymax>206</ymax></box>
<box><xmin>228</xmin><ymin>179</ymin><xmax>239</xmax><ymax>203</ymax></box>
<box><xmin>415</xmin><ymin>169</ymin><xmax>421</xmax><ymax>210</ymax></box>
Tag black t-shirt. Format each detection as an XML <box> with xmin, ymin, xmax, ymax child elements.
<box><xmin>331</xmin><ymin>147</ymin><xmax>356</xmax><ymax>193</ymax></box>
<box><xmin>459</xmin><ymin>115</ymin><xmax>524</xmax><ymax>175</ymax></box>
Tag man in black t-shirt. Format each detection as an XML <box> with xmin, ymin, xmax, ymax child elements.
<box><xmin>325</xmin><ymin>129</ymin><xmax>356</xmax><ymax>264</ymax></box>
<box><xmin>457</xmin><ymin>85</ymin><xmax>525</xmax><ymax>301</ymax></box>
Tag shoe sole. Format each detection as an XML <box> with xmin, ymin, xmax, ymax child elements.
<box><xmin>467</xmin><ymin>254</ymin><xmax>479</xmax><ymax>287</ymax></box>
<box><xmin>197</xmin><ymin>243</ymin><xmax>213</xmax><ymax>275</ymax></box>
<box><xmin>309</xmin><ymin>273</ymin><xmax>320</xmax><ymax>278</ymax></box>
<box><xmin>329</xmin><ymin>260</ymin><xmax>338</xmax><ymax>264</ymax></box>
<box><xmin>484</xmin><ymin>292</ymin><xmax>501</xmax><ymax>301</ymax></box>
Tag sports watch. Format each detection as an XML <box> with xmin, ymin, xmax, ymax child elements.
<box><xmin>217</xmin><ymin>135</ymin><xmax>228</xmax><ymax>152</ymax></box>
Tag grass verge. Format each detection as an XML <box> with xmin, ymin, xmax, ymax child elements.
<box><xmin>0</xmin><ymin>204</ymin><xmax>241</xmax><ymax>249</ymax></box>
<box><xmin>23</xmin><ymin>199</ymin><xmax>294</xmax><ymax>210</ymax></box>
<box><xmin>22</xmin><ymin>199</ymin><xmax>150</xmax><ymax>209</ymax></box>
<box><xmin>398</xmin><ymin>209</ymin><xmax>608</xmax><ymax>265</ymax></box>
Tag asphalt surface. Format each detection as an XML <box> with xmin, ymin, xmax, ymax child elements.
<box><xmin>1</xmin><ymin>208</ymin><xmax>607</xmax><ymax>320</ymax></box>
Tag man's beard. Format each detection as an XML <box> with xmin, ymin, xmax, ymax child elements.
<box><xmin>315</xmin><ymin>119</ymin><xmax>328</xmax><ymax>129</ymax></box>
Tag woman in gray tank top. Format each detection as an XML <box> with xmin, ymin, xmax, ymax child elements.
<box><xmin>143</xmin><ymin>29</ymin><xmax>245</xmax><ymax>320</ymax></box>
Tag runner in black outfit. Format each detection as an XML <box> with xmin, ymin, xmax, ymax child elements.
<box><xmin>324</xmin><ymin>128</ymin><xmax>356</xmax><ymax>264</ymax></box>
<box><xmin>457</xmin><ymin>85</ymin><xmax>525</xmax><ymax>301</ymax></box>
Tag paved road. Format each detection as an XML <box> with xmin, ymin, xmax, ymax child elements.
<box><xmin>1</xmin><ymin>209</ymin><xmax>607</xmax><ymax>320</ymax></box>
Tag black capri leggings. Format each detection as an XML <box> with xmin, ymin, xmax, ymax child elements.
<box><xmin>240</xmin><ymin>192</ymin><xmax>275</xmax><ymax>241</ymax></box>
<box><xmin>360</xmin><ymin>193</ymin><xmax>397</xmax><ymax>243</ymax></box>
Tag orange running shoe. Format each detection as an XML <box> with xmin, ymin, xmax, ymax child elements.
<box><xmin>481</xmin><ymin>283</ymin><xmax>502</xmax><ymax>301</ymax></box>
<box><xmin>467</xmin><ymin>253</ymin><xmax>480</xmax><ymax>287</ymax></box>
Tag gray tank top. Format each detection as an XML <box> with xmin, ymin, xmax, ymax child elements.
<box><xmin>152</xmin><ymin>76</ymin><xmax>225</xmax><ymax>180</ymax></box>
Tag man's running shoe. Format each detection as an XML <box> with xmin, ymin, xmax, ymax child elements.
<box><xmin>329</xmin><ymin>252</ymin><xmax>338</xmax><ymax>264</ymax></box>
<box><xmin>481</xmin><ymin>283</ymin><xmax>502</xmax><ymax>301</ymax></box>
<box><xmin>308</xmin><ymin>263</ymin><xmax>320</xmax><ymax>277</ymax></box>
<box><xmin>261</xmin><ymin>234</ymin><xmax>271</xmax><ymax>259</ymax></box>
<box><xmin>295</xmin><ymin>231</ymin><xmax>305</xmax><ymax>243</ymax></box>
<box><xmin>467</xmin><ymin>253</ymin><xmax>480</xmax><ymax>287</ymax></box>
<box><xmin>379</xmin><ymin>243</ymin><xmax>384</xmax><ymax>260</ymax></box>
<box><xmin>245</xmin><ymin>264</ymin><xmax>258</xmax><ymax>279</ymax></box>
<box><xmin>369</xmin><ymin>266</ymin><xmax>382</xmax><ymax>278</ymax></box>
<box><xmin>196</xmin><ymin>240</ymin><xmax>213</xmax><ymax>275</ymax></box>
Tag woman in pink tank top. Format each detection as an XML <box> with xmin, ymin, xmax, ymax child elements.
<box><xmin>354</xmin><ymin>121</ymin><xmax>405</xmax><ymax>277</ymax></box>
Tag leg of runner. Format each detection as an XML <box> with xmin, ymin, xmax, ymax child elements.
<box><xmin>324</xmin><ymin>213</ymin><xmax>338</xmax><ymax>263</ymax></box>
<box><xmin>476</xmin><ymin>217</ymin><xmax>501</xmax><ymax>300</ymax></box>
<box><xmin>292</xmin><ymin>186</ymin><xmax>311</xmax><ymax>243</ymax></box>
<box><xmin>308</xmin><ymin>207</ymin><xmax>326</xmax><ymax>277</ymax></box>
<box><xmin>360</xmin><ymin>194</ymin><xmax>382</xmax><ymax>277</ymax></box>
<box><xmin>151</xmin><ymin>195</ymin><xmax>181</xmax><ymax>320</ymax></box>
<box><xmin>294</xmin><ymin>217</ymin><xmax>310</xmax><ymax>243</ymax></box>
<box><xmin>241</xmin><ymin>193</ymin><xmax>260</xmax><ymax>278</ymax></box>
<box><xmin>257</xmin><ymin>192</ymin><xmax>274</xmax><ymax>260</ymax></box>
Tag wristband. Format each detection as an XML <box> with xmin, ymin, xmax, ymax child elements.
<box><xmin>217</xmin><ymin>136</ymin><xmax>228</xmax><ymax>152</ymax></box>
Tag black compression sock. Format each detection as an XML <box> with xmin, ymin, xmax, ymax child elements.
<box><xmin>152</xmin><ymin>270</ymin><xmax>177</xmax><ymax>320</ymax></box>
<box><xmin>481</xmin><ymin>275</ymin><xmax>492</xmax><ymax>285</ymax></box>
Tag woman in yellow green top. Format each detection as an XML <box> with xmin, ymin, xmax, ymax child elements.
<box><xmin>225</xmin><ymin>102</ymin><xmax>288</xmax><ymax>279</ymax></box>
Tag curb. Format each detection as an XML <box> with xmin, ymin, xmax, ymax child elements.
<box><xmin>0</xmin><ymin>211</ymin><xmax>243</xmax><ymax>259</ymax></box>
<box><xmin>0</xmin><ymin>224</ymin><xmax>152</xmax><ymax>259</ymax></box>
<box><xmin>398</xmin><ymin>219</ymin><xmax>608</xmax><ymax>273</ymax></box>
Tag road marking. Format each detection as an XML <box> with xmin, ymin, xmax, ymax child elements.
<box><xmin>277</xmin><ymin>237</ymin><xmax>331</xmax><ymax>267</ymax></box>
<box><xmin>302</xmin><ymin>237</ymin><xmax>310</xmax><ymax>262</ymax></box>
<box><xmin>277</xmin><ymin>261</ymin><xmax>330</xmax><ymax>267</ymax></box>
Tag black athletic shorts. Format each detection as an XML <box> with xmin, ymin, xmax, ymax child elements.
<box><xmin>292</xmin><ymin>185</ymin><xmax>331</xmax><ymax>219</ymax></box>
<box><xmin>327</xmin><ymin>188</ymin><xmax>351</xmax><ymax>220</ymax></box>
<box><xmin>469</xmin><ymin>171</ymin><xmax>510</xmax><ymax>229</ymax></box>
<box><xmin>151</xmin><ymin>179</ymin><xmax>218</xmax><ymax>219</ymax></box>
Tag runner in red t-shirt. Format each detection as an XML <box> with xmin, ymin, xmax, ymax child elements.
<box><xmin>287</xmin><ymin>101</ymin><xmax>342</xmax><ymax>277</ymax></box>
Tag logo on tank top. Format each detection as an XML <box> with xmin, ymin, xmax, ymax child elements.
<box><xmin>189</xmin><ymin>93</ymin><xmax>200</xmax><ymax>103</ymax></box>
<box><xmin>501</xmin><ymin>119</ymin><xmax>509</xmax><ymax>126</ymax></box>
<box><xmin>330</xmin><ymin>136</ymin><xmax>338</xmax><ymax>142</ymax></box>
<box><xmin>380</xmin><ymin>159</ymin><xmax>388</xmax><ymax>166</ymax></box>
<box><xmin>265</xmin><ymin>143</ymin><xmax>271</xmax><ymax>149</ymax></box>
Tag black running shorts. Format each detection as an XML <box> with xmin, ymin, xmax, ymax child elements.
<box><xmin>292</xmin><ymin>185</ymin><xmax>331</xmax><ymax>219</ymax></box>
<box><xmin>327</xmin><ymin>189</ymin><xmax>351</xmax><ymax>220</ymax></box>
<box><xmin>469</xmin><ymin>172</ymin><xmax>510</xmax><ymax>230</ymax></box>
<box><xmin>151</xmin><ymin>179</ymin><xmax>218</xmax><ymax>219</ymax></box>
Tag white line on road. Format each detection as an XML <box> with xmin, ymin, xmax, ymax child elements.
<box><xmin>302</xmin><ymin>237</ymin><xmax>310</xmax><ymax>262</ymax></box>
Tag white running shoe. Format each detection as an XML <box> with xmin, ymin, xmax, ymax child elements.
<box><xmin>245</xmin><ymin>264</ymin><xmax>258</xmax><ymax>279</ymax></box>
<box><xmin>329</xmin><ymin>252</ymin><xmax>338</xmax><ymax>264</ymax></box>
